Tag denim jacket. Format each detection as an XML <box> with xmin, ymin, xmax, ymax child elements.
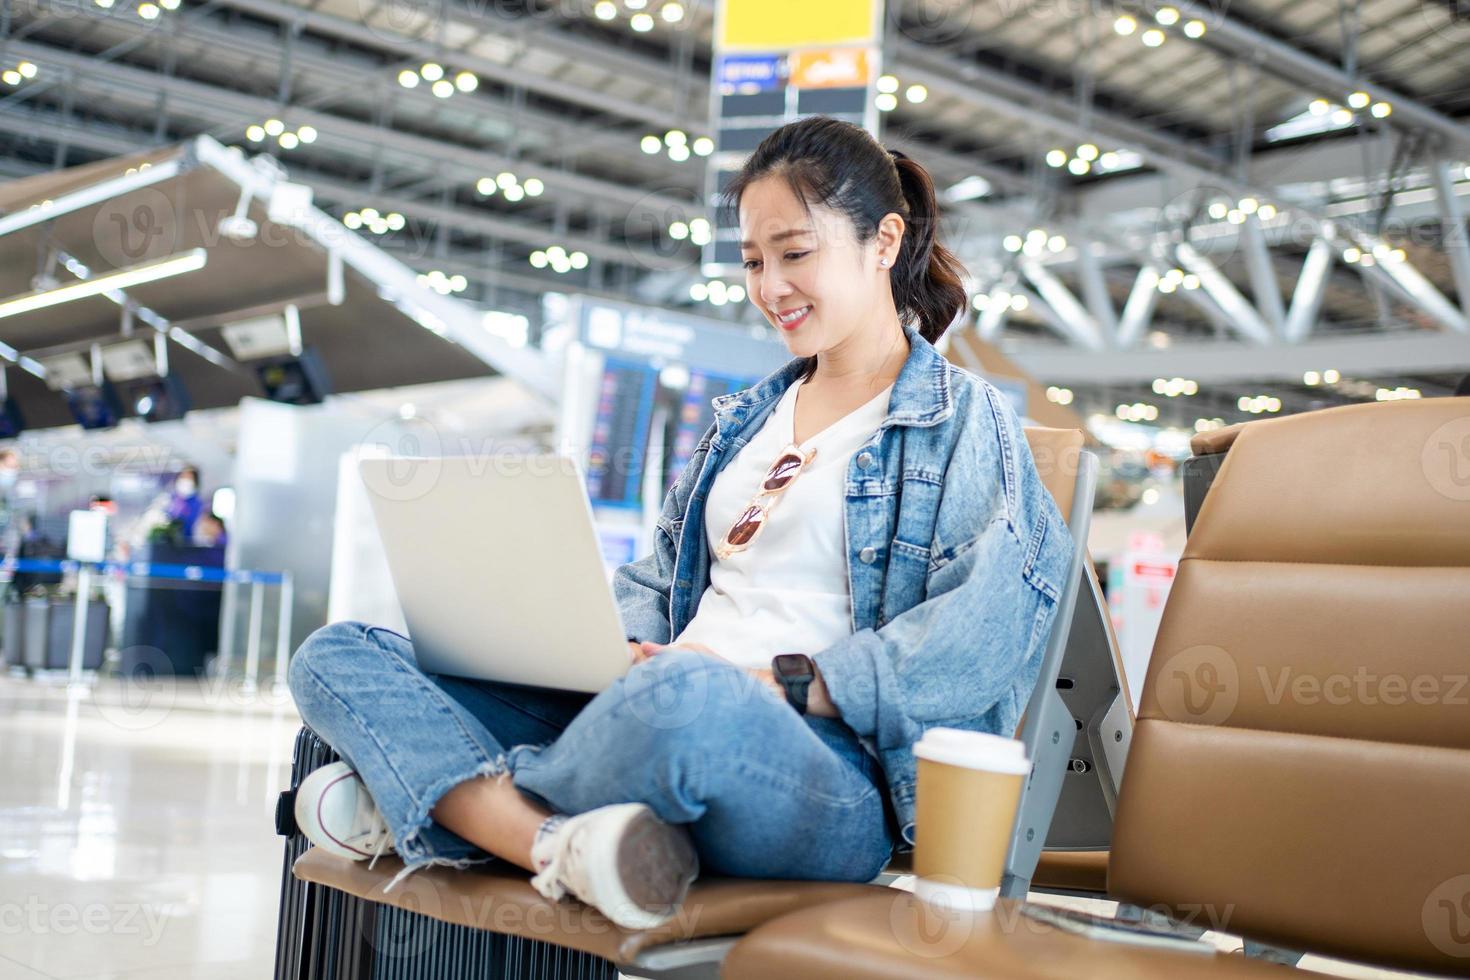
<box><xmin>612</xmin><ymin>324</ymin><xmax>1073</xmax><ymax>850</ymax></box>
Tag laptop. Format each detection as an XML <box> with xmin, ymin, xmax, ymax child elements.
<box><xmin>357</xmin><ymin>454</ymin><xmax>634</xmax><ymax>693</ymax></box>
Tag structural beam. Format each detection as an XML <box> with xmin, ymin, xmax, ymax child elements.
<box><xmin>1283</xmin><ymin>238</ymin><xmax>1335</xmax><ymax>344</ymax></box>
<box><xmin>1018</xmin><ymin>258</ymin><xmax>1107</xmax><ymax>351</ymax></box>
<box><xmin>1240</xmin><ymin>216</ymin><xmax>1286</xmax><ymax>335</ymax></box>
<box><xmin>1010</xmin><ymin>331</ymin><xmax>1470</xmax><ymax>384</ymax></box>
<box><xmin>1175</xmin><ymin>244</ymin><xmax>1274</xmax><ymax>344</ymax></box>
<box><xmin>1115</xmin><ymin>267</ymin><xmax>1161</xmax><ymax>349</ymax></box>
<box><xmin>1432</xmin><ymin>159</ymin><xmax>1470</xmax><ymax>319</ymax></box>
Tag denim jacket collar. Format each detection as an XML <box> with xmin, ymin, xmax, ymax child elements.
<box><xmin>709</xmin><ymin>323</ymin><xmax>955</xmax><ymax>439</ymax></box>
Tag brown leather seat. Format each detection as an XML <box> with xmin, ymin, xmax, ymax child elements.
<box><xmin>884</xmin><ymin>848</ymin><xmax>1111</xmax><ymax>894</ymax></box>
<box><xmin>725</xmin><ymin>398</ymin><xmax>1470</xmax><ymax>977</ymax></box>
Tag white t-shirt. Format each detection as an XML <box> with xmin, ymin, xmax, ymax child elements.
<box><xmin>672</xmin><ymin>378</ymin><xmax>894</xmax><ymax>670</ymax></box>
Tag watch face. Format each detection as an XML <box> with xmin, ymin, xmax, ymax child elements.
<box><xmin>774</xmin><ymin>654</ymin><xmax>812</xmax><ymax>679</ymax></box>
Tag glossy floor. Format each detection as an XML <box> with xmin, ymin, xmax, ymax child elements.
<box><xmin>0</xmin><ymin>673</ymin><xmax>299</xmax><ymax>980</ymax></box>
<box><xmin>0</xmin><ymin>674</ymin><xmax>1432</xmax><ymax>980</ymax></box>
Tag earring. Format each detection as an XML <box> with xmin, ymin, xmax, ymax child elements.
<box><xmin>880</xmin><ymin>258</ymin><xmax>890</xmax><ymax>268</ymax></box>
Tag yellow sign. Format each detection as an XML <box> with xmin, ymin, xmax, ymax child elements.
<box><xmin>789</xmin><ymin>48</ymin><xmax>872</xmax><ymax>89</ymax></box>
<box><xmin>718</xmin><ymin>0</ymin><xmax>880</xmax><ymax>52</ymax></box>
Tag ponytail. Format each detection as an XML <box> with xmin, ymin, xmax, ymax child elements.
<box><xmin>888</xmin><ymin>149</ymin><xmax>968</xmax><ymax>344</ymax></box>
<box><xmin>722</xmin><ymin>117</ymin><xmax>969</xmax><ymax>346</ymax></box>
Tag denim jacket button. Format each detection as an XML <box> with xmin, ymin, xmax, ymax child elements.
<box><xmin>859</xmin><ymin>546</ymin><xmax>877</xmax><ymax>564</ymax></box>
<box><xmin>857</xmin><ymin>451</ymin><xmax>874</xmax><ymax>470</ymax></box>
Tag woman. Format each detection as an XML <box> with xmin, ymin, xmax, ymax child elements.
<box><xmin>287</xmin><ymin>116</ymin><xmax>1071</xmax><ymax>931</ymax></box>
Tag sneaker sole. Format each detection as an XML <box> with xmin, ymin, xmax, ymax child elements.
<box><xmin>609</xmin><ymin>807</ymin><xmax>699</xmax><ymax>930</ymax></box>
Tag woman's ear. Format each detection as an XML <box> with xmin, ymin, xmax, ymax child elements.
<box><xmin>875</xmin><ymin>212</ymin><xmax>906</xmax><ymax>267</ymax></box>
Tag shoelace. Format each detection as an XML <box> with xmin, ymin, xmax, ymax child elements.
<box><xmin>364</xmin><ymin>808</ymin><xmax>394</xmax><ymax>871</ymax></box>
<box><xmin>529</xmin><ymin>825</ymin><xmax>583</xmax><ymax>903</ymax></box>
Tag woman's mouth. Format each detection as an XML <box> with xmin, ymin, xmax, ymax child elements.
<box><xmin>776</xmin><ymin>305</ymin><xmax>811</xmax><ymax>331</ymax></box>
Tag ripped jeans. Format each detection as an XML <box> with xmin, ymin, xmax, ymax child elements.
<box><xmin>287</xmin><ymin>621</ymin><xmax>897</xmax><ymax>885</ymax></box>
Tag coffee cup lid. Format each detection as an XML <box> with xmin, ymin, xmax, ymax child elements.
<box><xmin>913</xmin><ymin>728</ymin><xmax>1030</xmax><ymax>775</ymax></box>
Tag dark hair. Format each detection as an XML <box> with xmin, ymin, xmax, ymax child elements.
<box><xmin>720</xmin><ymin>116</ymin><xmax>968</xmax><ymax>349</ymax></box>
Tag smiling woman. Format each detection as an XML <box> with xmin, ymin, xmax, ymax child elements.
<box><xmin>720</xmin><ymin>115</ymin><xmax>968</xmax><ymax>383</ymax></box>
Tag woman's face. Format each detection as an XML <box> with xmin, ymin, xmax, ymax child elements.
<box><xmin>738</xmin><ymin>176</ymin><xmax>899</xmax><ymax>361</ymax></box>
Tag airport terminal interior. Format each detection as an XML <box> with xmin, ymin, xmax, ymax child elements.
<box><xmin>0</xmin><ymin>0</ymin><xmax>1468</xmax><ymax>976</ymax></box>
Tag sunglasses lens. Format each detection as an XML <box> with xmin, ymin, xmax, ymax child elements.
<box><xmin>727</xmin><ymin>504</ymin><xmax>766</xmax><ymax>546</ymax></box>
<box><xmin>763</xmin><ymin>453</ymin><xmax>804</xmax><ymax>492</ymax></box>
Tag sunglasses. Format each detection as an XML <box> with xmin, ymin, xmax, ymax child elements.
<box><xmin>714</xmin><ymin>444</ymin><xmax>818</xmax><ymax>560</ymax></box>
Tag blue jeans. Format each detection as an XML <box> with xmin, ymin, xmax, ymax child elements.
<box><xmin>287</xmin><ymin>621</ymin><xmax>896</xmax><ymax>884</ymax></box>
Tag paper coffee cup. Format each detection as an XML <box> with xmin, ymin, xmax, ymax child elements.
<box><xmin>912</xmin><ymin>728</ymin><xmax>1030</xmax><ymax>912</ymax></box>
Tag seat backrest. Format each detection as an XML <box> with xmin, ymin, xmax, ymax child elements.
<box><xmin>1109</xmin><ymin>399</ymin><xmax>1470</xmax><ymax>975</ymax></box>
<box><xmin>1022</xmin><ymin>426</ymin><xmax>1082</xmax><ymax>519</ymax></box>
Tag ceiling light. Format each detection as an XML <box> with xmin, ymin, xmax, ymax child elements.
<box><xmin>1370</xmin><ymin>101</ymin><xmax>1391</xmax><ymax>118</ymax></box>
<box><xmin>385</xmin><ymin>213</ymin><xmax>405</xmax><ymax>231</ymax></box>
<box><xmin>455</xmin><ymin>71</ymin><xmax>478</xmax><ymax>93</ymax></box>
<box><xmin>1342</xmin><ymin>246</ymin><xmax>1361</xmax><ymax>263</ymax></box>
<box><xmin>1238</xmin><ymin>197</ymin><xmax>1258</xmax><ymax>214</ymax></box>
<box><xmin>420</xmin><ymin>63</ymin><xmax>444</xmax><ymax>82</ymax></box>
<box><xmin>640</xmin><ymin>135</ymin><xmax>662</xmax><ymax>154</ymax></box>
<box><xmin>1227</xmin><ymin>209</ymin><xmax>1246</xmax><ymax>224</ymax></box>
<box><xmin>630</xmin><ymin>12</ymin><xmax>654</xmax><ymax>30</ymax></box>
<box><xmin>16</xmin><ymin>62</ymin><xmax>37</xmax><ymax>78</ymax></box>
<box><xmin>278</xmin><ymin>132</ymin><xmax>299</xmax><ymax>150</ymax></box>
<box><xmin>0</xmin><ymin>248</ymin><xmax>207</xmax><ymax>320</ymax></box>
<box><xmin>1331</xmin><ymin>108</ymin><xmax>1354</xmax><ymax>126</ymax></box>
<box><xmin>876</xmin><ymin>93</ymin><xmax>898</xmax><ymax>112</ymax></box>
<box><xmin>1076</xmin><ymin>143</ymin><xmax>1099</xmax><ymax>161</ymax></box>
<box><xmin>729</xmin><ymin>284</ymin><xmax>745</xmax><ymax>302</ymax></box>
<box><xmin>690</xmin><ymin>283</ymin><xmax>708</xmax><ymax>301</ymax></box>
<box><xmin>594</xmin><ymin>0</ymin><xmax>616</xmax><ymax>17</ymax></box>
<box><xmin>1347</xmin><ymin>91</ymin><xmax>1370</xmax><ymax>109</ymax></box>
<box><xmin>1309</xmin><ymin>98</ymin><xmax>1329</xmax><ymax>116</ymax></box>
<box><xmin>296</xmin><ymin>125</ymin><xmax>317</xmax><ymax>143</ymax></box>
<box><xmin>343</xmin><ymin>213</ymin><xmax>363</xmax><ymax>229</ymax></box>
<box><xmin>661</xmin><ymin>2</ymin><xmax>685</xmax><ymax>22</ymax></box>
<box><xmin>1067</xmin><ymin>157</ymin><xmax>1091</xmax><ymax>175</ymax></box>
<box><xmin>1114</xmin><ymin>15</ymin><xmax>1137</xmax><ymax>35</ymax></box>
<box><xmin>245</xmin><ymin>125</ymin><xmax>265</xmax><ymax>142</ymax></box>
<box><xmin>1258</xmin><ymin>203</ymin><xmax>1277</xmax><ymax>219</ymax></box>
<box><xmin>504</xmin><ymin>185</ymin><xmax>525</xmax><ymax>202</ymax></box>
<box><xmin>1155</xmin><ymin>6</ymin><xmax>1179</xmax><ymax>24</ymax></box>
<box><xmin>1303</xmin><ymin>371</ymin><xmax>1320</xmax><ymax>385</ymax></box>
<box><xmin>138</xmin><ymin>3</ymin><xmax>159</xmax><ymax>18</ymax></box>
<box><xmin>1002</xmin><ymin>235</ymin><xmax>1022</xmax><ymax>252</ymax></box>
<box><xmin>1323</xmin><ymin>369</ymin><xmax>1340</xmax><ymax>383</ymax></box>
<box><xmin>669</xmin><ymin>222</ymin><xmax>689</xmax><ymax>240</ymax></box>
<box><xmin>1207</xmin><ymin>201</ymin><xmax>1228</xmax><ymax>220</ymax></box>
<box><xmin>664</xmin><ymin>130</ymin><xmax>687</xmax><ymax>147</ymax></box>
<box><xmin>1045</xmin><ymin>149</ymin><xmax>1067</xmax><ymax>168</ymax></box>
<box><xmin>523</xmin><ymin>178</ymin><xmax>544</xmax><ymax>196</ymax></box>
<box><xmin>905</xmin><ymin>84</ymin><xmax>928</xmax><ymax>104</ymax></box>
<box><xmin>692</xmin><ymin>137</ymin><xmax>714</xmax><ymax>156</ymax></box>
<box><xmin>877</xmin><ymin>74</ymin><xmax>899</xmax><ymax>94</ymax></box>
<box><xmin>1</xmin><ymin>71</ymin><xmax>19</xmax><ymax>86</ymax></box>
<box><xmin>1099</xmin><ymin>151</ymin><xmax>1121</xmax><ymax>169</ymax></box>
<box><xmin>476</xmin><ymin>177</ymin><xmax>496</xmax><ymax>195</ymax></box>
<box><xmin>529</xmin><ymin>251</ymin><xmax>548</xmax><ymax>268</ymax></box>
<box><xmin>264</xmin><ymin>118</ymin><xmax>285</xmax><ymax>136</ymax></box>
<box><xmin>432</xmin><ymin>79</ymin><xmax>454</xmax><ymax>98</ymax></box>
<box><xmin>496</xmin><ymin>172</ymin><xmax>516</xmax><ymax>189</ymax></box>
<box><xmin>1047</xmin><ymin>235</ymin><xmax>1067</xmax><ymax>253</ymax></box>
<box><xmin>1010</xmin><ymin>295</ymin><xmax>1029</xmax><ymax>311</ymax></box>
<box><xmin>398</xmin><ymin>70</ymin><xmax>419</xmax><ymax>88</ymax></box>
<box><xmin>1141</xmin><ymin>28</ymin><xmax>1165</xmax><ymax>46</ymax></box>
<box><xmin>1183</xmin><ymin>19</ymin><xmax>1205</xmax><ymax>37</ymax></box>
<box><xmin>1182</xmin><ymin>274</ymin><xmax>1200</xmax><ymax>290</ymax></box>
<box><xmin>668</xmin><ymin>144</ymin><xmax>691</xmax><ymax>162</ymax></box>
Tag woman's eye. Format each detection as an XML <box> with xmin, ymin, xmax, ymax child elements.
<box><xmin>742</xmin><ymin>259</ymin><xmax>761</xmax><ymax>270</ymax></box>
<box><xmin>785</xmin><ymin>251</ymin><xmax>809</xmax><ymax>261</ymax></box>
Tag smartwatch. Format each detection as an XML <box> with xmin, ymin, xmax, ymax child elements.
<box><xmin>772</xmin><ymin>654</ymin><xmax>816</xmax><ymax>714</ymax></box>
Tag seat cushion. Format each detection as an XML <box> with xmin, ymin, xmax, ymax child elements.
<box><xmin>1032</xmin><ymin>849</ymin><xmax>1108</xmax><ymax>894</ymax></box>
<box><xmin>292</xmin><ymin>847</ymin><xmax>886</xmax><ymax>965</ymax></box>
<box><xmin>722</xmin><ymin>893</ymin><xmax>1293</xmax><ymax>979</ymax></box>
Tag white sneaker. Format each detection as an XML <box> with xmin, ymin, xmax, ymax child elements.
<box><xmin>529</xmin><ymin>803</ymin><xmax>698</xmax><ymax>931</ymax></box>
<box><xmin>294</xmin><ymin>761</ymin><xmax>396</xmax><ymax>867</ymax></box>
